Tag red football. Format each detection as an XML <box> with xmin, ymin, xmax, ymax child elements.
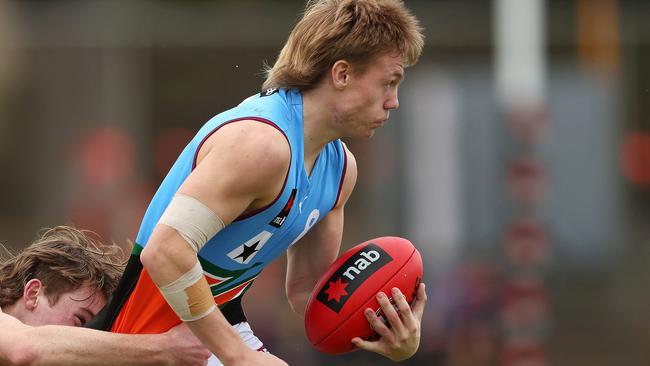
<box><xmin>304</xmin><ymin>236</ymin><xmax>423</xmax><ymax>354</ymax></box>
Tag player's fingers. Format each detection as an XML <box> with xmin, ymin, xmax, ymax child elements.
<box><xmin>377</xmin><ymin>291</ymin><xmax>406</xmax><ymax>335</ymax></box>
<box><xmin>364</xmin><ymin>307</ymin><xmax>394</xmax><ymax>341</ymax></box>
<box><xmin>201</xmin><ymin>349</ymin><xmax>212</xmax><ymax>363</ymax></box>
<box><xmin>411</xmin><ymin>283</ymin><xmax>427</xmax><ymax>320</ymax></box>
<box><xmin>352</xmin><ymin>336</ymin><xmax>384</xmax><ymax>355</ymax></box>
<box><xmin>392</xmin><ymin>287</ymin><xmax>417</xmax><ymax>329</ymax></box>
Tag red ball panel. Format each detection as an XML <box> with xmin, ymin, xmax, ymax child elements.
<box><xmin>304</xmin><ymin>236</ymin><xmax>423</xmax><ymax>354</ymax></box>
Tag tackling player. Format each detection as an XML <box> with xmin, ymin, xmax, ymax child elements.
<box><xmin>93</xmin><ymin>1</ymin><xmax>427</xmax><ymax>365</ymax></box>
<box><xmin>0</xmin><ymin>226</ymin><xmax>210</xmax><ymax>366</ymax></box>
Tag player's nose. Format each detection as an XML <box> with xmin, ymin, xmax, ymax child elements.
<box><xmin>384</xmin><ymin>91</ymin><xmax>399</xmax><ymax>111</ymax></box>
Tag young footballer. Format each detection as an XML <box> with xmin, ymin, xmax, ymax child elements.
<box><xmin>95</xmin><ymin>1</ymin><xmax>427</xmax><ymax>365</ymax></box>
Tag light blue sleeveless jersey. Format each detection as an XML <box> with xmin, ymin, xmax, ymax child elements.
<box><xmin>134</xmin><ymin>88</ymin><xmax>347</xmax><ymax>303</ymax></box>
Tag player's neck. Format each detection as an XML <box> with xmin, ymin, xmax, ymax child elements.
<box><xmin>302</xmin><ymin>87</ymin><xmax>340</xmax><ymax>163</ymax></box>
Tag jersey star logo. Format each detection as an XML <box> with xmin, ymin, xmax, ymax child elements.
<box><xmin>234</xmin><ymin>241</ymin><xmax>259</xmax><ymax>262</ymax></box>
<box><xmin>227</xmin><ymin>231</ymin><xmax>272</xmax><ymax>265</ymax></box>
<box><xmin>324</xmin><ymin>278</ymin><xmax>349</xmax><ymax>303</ymax></box>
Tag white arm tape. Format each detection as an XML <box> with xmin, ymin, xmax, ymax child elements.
<box><xmin>158</xmin><ymin>194</ymin><xmax>225</xmax><ymax>253</ymax></box>
<box><xmin>158</xmin><ymin>260</ymin><xmax>216</xmax><ymax>322</ymax></box>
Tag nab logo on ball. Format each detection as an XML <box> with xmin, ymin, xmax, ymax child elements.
<box><xmin>316</xmin><ymin>243</ymin><xmax>393</xmax><ymax>313</ymax></box>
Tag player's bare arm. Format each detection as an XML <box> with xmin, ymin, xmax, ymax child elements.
<box><xmin>286</xmin><ymin>145</ymin><xmax>358</xmax><ymax>316</ymax></box>
<box><xmin>287</xmin><ymin>144</ymin><xmax>427</xmax><ymax>361</ymax></box>
<box><xmin>140</xmin><ymin>121</ymin><xmax>290</xmax><ymax>366</ymax></box>
<box><xmin>0</xmin><ymin>306</ymin><xmax>210</xmax><ymax>366</ymax></box>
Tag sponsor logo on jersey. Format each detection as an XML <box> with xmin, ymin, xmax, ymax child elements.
<box><xmin>260</xmin><ymin>87</ymin><xmax>279</xmax><ymax>97</ymax></box>
<box><xmin>269</xmin><ymin>189</ymin><xmax>297</xmax><ymax>228</ymax></box>
<box><xmin>316</xmin><ymin>243</ymin><xmax>393</xmax><ymax>313</ymax></box>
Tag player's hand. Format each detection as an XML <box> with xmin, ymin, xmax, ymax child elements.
<box><xmin>162</xmin><ymin>323</ymin><xmax>211</xmax><ymax>366</ymax></box>
<box><xmin>352</xmin><ymin>283</ymin><xmax>427</xmax><ymax>361</ymax></box>
<box><xmin>237</xmin><ymin>349</ymin><xmax>288</xmax><ymax>366</ymax></box>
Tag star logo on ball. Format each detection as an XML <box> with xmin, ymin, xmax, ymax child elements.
<box><xmin>324</xmin><ymin>278</ymin><xmax>349</xmax><ymax>303</ymax></box>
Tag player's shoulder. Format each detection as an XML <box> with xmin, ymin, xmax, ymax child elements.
<box><xmin>236</xmin><ymin>87</ymin><xmax>292</xmax><ymax>113</ymax></box>
<box><xmin>200</xmin><ymin>119</ymin><xmax>291</xmax><ymax>172</ymax></box>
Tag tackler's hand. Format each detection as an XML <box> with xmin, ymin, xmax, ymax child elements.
<box><xmin>163</xmin><ymin>323</ymin><xmax>211</xmax><ymax>366</ymax></box>
<box><xmin>352</xmin><ymin>283</ymin><xmax>427</xmax><ymax>361</ymax></box>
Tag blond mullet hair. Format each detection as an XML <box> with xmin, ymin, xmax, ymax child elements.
<box><xmin>263</xmin><ymin>0</ymin><xmax>424</xmax><ymax>91</ymax></box>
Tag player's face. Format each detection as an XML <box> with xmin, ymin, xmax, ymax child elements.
<box><xmin>24</xmin><ymin>283</ymin><xmax>107</xmax><ymax>327</ymax></box>
<box><xmin>336</xmin><ymin>50</ymin><xmax>404</xmax><ymax>138</ymax></box>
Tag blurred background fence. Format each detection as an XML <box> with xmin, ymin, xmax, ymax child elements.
<box><xmin>1</xmin><ymin>0</ymin><xmax>649</xmax><ymax>365</ymax></box>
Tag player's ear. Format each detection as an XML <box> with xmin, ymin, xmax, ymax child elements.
<box><xmin>331</xmin><ymin>60</ymin><xmax>351</xmax><ymax>90</ymax></box>
<box><xmin>23</xmin><ymin>278</ymin><xmax>43</xmax><ymax>311</ymax></box>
